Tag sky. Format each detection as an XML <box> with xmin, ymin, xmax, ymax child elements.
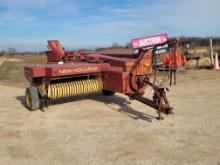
<box><xmin>0</xmin><ymin>0</ymin><xmax>219</xmax><ymax>51</ymax></box>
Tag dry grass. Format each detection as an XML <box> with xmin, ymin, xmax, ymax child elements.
<box><xmin>0</xmin><ymin>55</ymin><xmax>46</xmax><ymax>87</ymax></box>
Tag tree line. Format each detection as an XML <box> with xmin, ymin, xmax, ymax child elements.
<box><xmin>0</xmin><ymin>48</ymin><xmax>17</xmax><ymax>56</ymax></box>
<box><xmin>1</xmin><ymin>37</ymin><xmax>220</xmax><ymax>56</ymax></box>
<box><xmin>178</xmin><ymin>37</ymin><xmax>220</xmax><ymax>47</ymax></box>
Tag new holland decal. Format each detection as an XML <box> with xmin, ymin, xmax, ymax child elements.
<box><xmin>58</xmin><ymin>66</ymin><xmax>98</xmax><ymax>74</ymax></box>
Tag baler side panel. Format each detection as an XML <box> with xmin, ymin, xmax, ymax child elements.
<box><xmin>24</xmin><ymin>66</ymin><xmax>46</xmax><ymax>83</ymax></box>
<box><xmin>100</xmin><ymin>56</ymin><xmax>135</xmax><ymax>72</ymax></box>
<box><xmin>132</xmin><ymin>51</ymin><xmax>153</xmax><ymax>75</ymax></box>
<box><xmin>44</xmin><ymin>63</ymin><xmax>109</xmax><ymax>78</ymax></box>
<box><xmin>86</xmin><ymin>54</ymin><xmax>135</xmax><ymax>72</ymax></box>
<box><xmin>102</xmin><ymin>71</ymin><xmax>130</xmax><ymax>93</ymax></box>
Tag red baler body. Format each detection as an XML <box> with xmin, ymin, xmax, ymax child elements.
<box><xmin>24</xmin><ymin>35</ymin><xmax>177</xmax><ymax>119</ymax></box>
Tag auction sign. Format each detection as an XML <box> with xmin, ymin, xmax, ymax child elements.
<box><xmin>131</xmin><ymin>34</ymin><xmax>168</xmax><ymax>49</ymax></box>
<box><xmin>153</xmin><ymin>43</ymin><xmax>169</xmax><ymax>55</ymax></box>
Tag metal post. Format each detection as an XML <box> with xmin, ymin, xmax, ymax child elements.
<box><xmin>169</xmin><ymin>48</ymin><xmax>173</xmax><ymax>86</ymax></box>
<box><xmin>210</xmin><ymin>38</ymin><xmax>214</xmax><ymax>66</ymax></box>
<box><xmin>215</xmin><ymin>53</ymin><xmax>219</xmax><ymax>70</ymax></box>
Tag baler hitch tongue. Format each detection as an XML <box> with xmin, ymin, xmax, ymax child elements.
<box><xmin>132</xmin><ymin>85</ymin><xmax>173</xmax><ymax>120</ymax></box>
<box><xmin>127</xmin><ymin>44</ymin><xmax>175</xmax><ymax>120</ymax></box>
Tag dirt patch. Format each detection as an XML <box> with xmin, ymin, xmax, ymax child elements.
<box><xmin>7</xmin><ymin>58</ymin><xmax>23</xmax><ymax>62</ymax></box>
<box><xmin>9</xmin><ymin>55</ymin><xmax>46</xmax><ymax>64</ymax></box>
<box><xmin>0</xmin><ymin>70</ymin><xmax>219</xmax><ymax>165</ymax></box>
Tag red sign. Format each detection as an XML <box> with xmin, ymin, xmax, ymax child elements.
<box><xmin>131</xmin><ymin>34</ymin><xmax>168</xmax><ymax>49</ymax></box>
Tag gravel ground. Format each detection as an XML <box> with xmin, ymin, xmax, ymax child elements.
<box><xmin>0</xmin><ymin>70</ymin><xmax>219</xmax><ymax>165</ymax></box>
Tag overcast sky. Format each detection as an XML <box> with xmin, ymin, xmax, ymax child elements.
<box><xmin>0</xmin><ymin>0</ymin><xmax>219</xmax><ymax>51</ymax></box>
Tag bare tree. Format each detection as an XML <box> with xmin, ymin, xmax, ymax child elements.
<box><xmin>125</xmin><ymin>42</ymin><xmax>132</xmax><ymax>48</ymax></box>
<box><xmin>111</xmin><ymin>42</ymin><xmax>120</xmax><ymax>48</ymax></box>
<box><xmin>8</xmin><ymin>47</ymin><xmax>17</xmax><ymax>56</ymax></box>
<box><xmin>0</xmin><ymin>50</ymin><xmax>7</xmax><ymax>56</ymax></box>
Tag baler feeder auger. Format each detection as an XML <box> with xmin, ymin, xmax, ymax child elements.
<box><xmin>24</xmin><ymin>34</ymin><xmax>178</xmax><ymax>120</ymax></box>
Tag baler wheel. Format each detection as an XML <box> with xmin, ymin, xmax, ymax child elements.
<box><xmin>25</xmin><ymin>86</ymin><xmax>40</xmax><ymax>111</ymax></box>
<box><xmin>102</xmin><ymin>90</ymin><xmax>115</xmax><ymax>96</ymax></box>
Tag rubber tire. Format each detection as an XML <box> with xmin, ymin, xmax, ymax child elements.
<box><xmin>25</xmin><ymin>86</ymin><xmax>40</xmax><ymax>111</ymax></box>
<box><xmin>102</xmin><ymin>89</ymin><xmax>115</xmax><ymax>96</ymax></box>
